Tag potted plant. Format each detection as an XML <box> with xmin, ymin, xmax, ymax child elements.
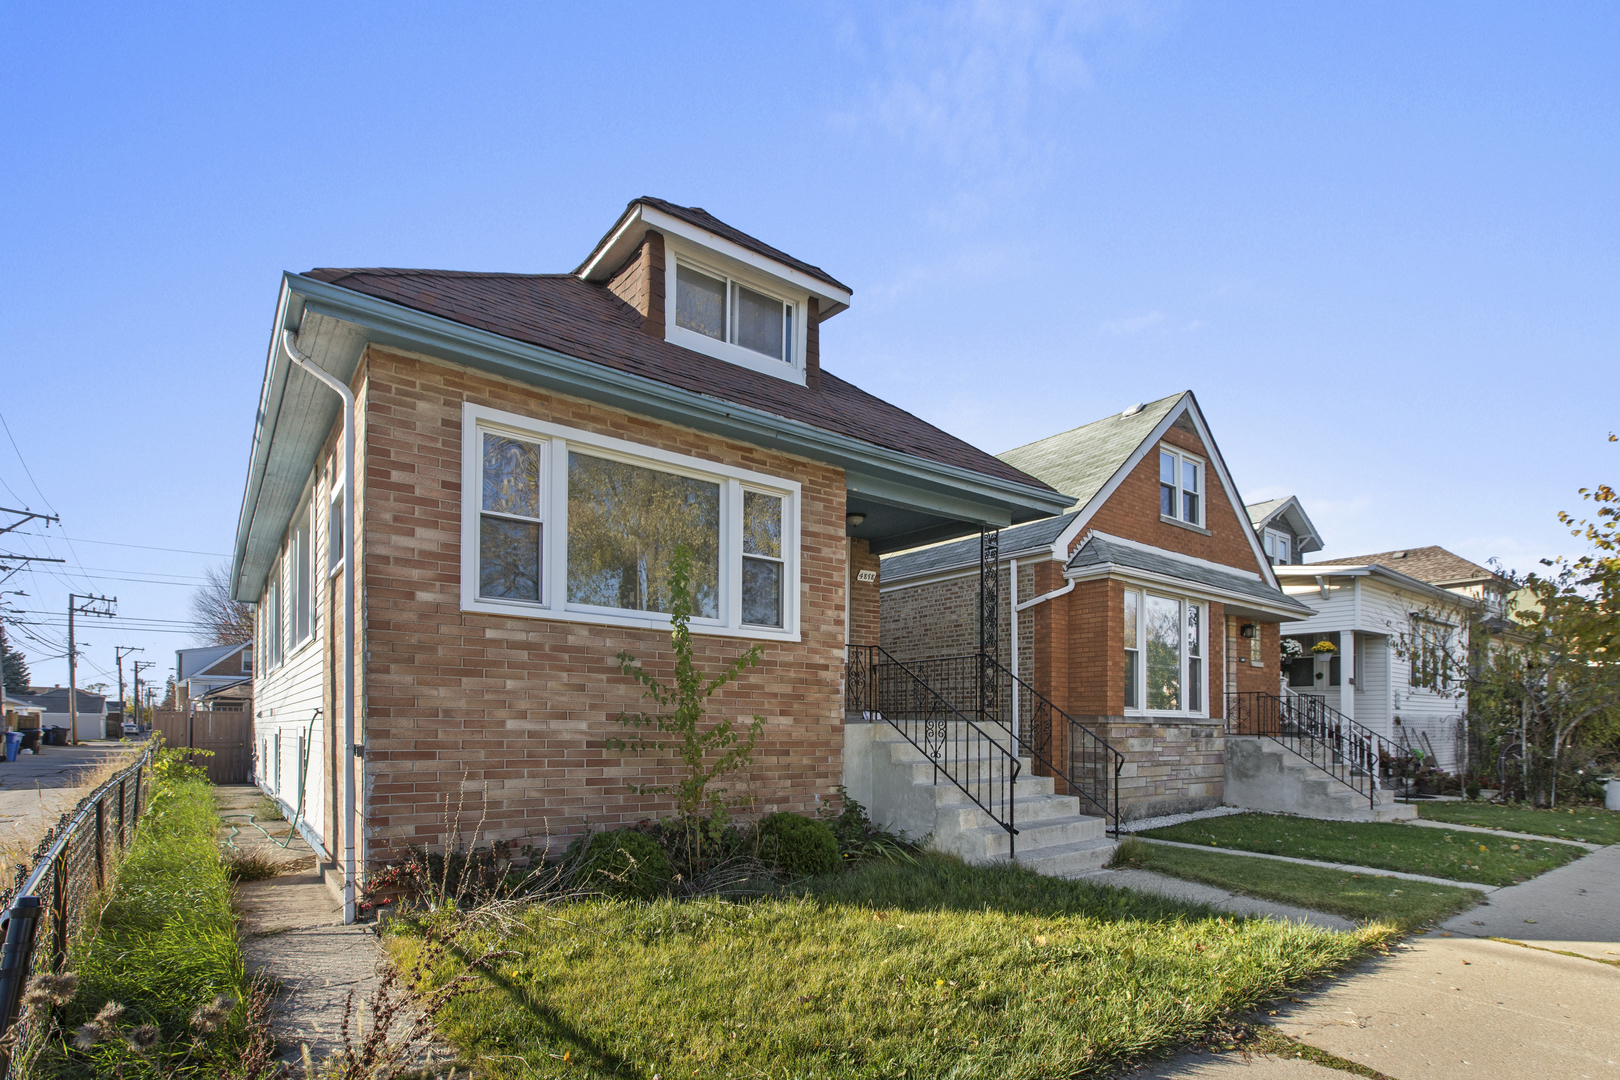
<box><xmin>1310</xmin><ymin>640</ymin><xmax>1338</xmax><ymax>657</ymax></box>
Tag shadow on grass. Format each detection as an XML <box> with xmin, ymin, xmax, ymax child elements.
<box><xmin>453</xmin><ymin>942</ymin><xmax>641</xmax><ymax>1078</ymax></box>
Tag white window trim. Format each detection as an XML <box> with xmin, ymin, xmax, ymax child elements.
<box><xmin>1263</xmin><ymin>527</ymin><xmax>1290</xmax><ymax>565</ymax></box>
<box><xmin>327</xmin><ymin>465</ymin><xmax>346</xmax><ymax>579</ymax></box>
<box><xmin>285</xmin><ymin>492</ymin><xmax>316</xmax><ymax>657</ymax></box>
<box><xmin>459</xmin><ymin>402</ymin><xmax>802</xmax><ymax>641</ymax></box>
<box><xmin>1122</xmin><ymin>588</ymin><xmax>1208</xmax><ymax>718</ymax></box>
<box><xmin>1158</xmin><ymin>446</ymin><xmax>1206</xmax><ymax>529</ymax></box>
<box><xmin>664</xmin><ymin>240</ymin><xmax>809</xmax><ymax>385</ymax></box>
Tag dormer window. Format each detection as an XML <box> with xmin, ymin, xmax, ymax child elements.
<box><xmin>1159</xmin><ymin>447</ymin><xmax>1204</xmax><ymax>527</ymax></box>
<box><xmin>1263</xmin><ymin>528</ymin><xmax>1291</xmax><ymax>565</ymax></box>
<box><xmin>674</xmin><ymin>259</ymin><xmax>796</xmax><ymax>367</ymax></box>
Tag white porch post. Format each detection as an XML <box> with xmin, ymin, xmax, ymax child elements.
<box><xmin>1340</xmin><ymin>630</ymin><xmax>1356</xmax><ymax>724</ymax></box>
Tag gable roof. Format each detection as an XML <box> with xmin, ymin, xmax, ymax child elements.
<box><xmin>577</xmin><ymin>197</ymin><xmax>853</xmax><ymax>296</ymax></box>
<box><xmin>20</xmin><ymin>687</ymin><xmax>106</xmax><ymax>713</ymax></box>
<box><xmin>1310</xmin><ymin>546</ymin><xmax>1503</xmax><ymax>588</ymax></box>
<box><xmin>998</xmin><ymin>393</ymin><xmax>1185</xmax><ymax>512</ymax></box>
<box><xmin>177</xmin><ymin>642</ymin><xmax>249</xmax><ymax>681</ymax></box>
<box><xmin>1246</xmin><ymin>495</ymin><xmax>1324</xmax><ymax>555</ymax></box>
<box><xmin>1067</xmin><ymin>533</ymin><xmax>1315</xmax><ymax>618</ymax></box>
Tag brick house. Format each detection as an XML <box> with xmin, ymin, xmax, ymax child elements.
<box><xmin>230</xmin><ymin>198</ymin><xmax>1069</xmax><ymax>918</ymax></box>
<box><xmin>878</xmin><ymin>392</ymin><xmax>1315</xmax><ymax>823</ymax></box>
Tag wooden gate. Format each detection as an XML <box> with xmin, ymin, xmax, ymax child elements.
<box><xmin>150</xmin><ymin>709</ymin><xmax>251</xmax><ymax>784</ymax></box>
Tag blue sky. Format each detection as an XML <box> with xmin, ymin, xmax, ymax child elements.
<box><xmin>2</xmin><ymin>1</ymin><xmax>1615</xmax><ymax>690</ymax></box>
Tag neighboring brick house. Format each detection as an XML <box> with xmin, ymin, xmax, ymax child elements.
<box><xmin>230</xmin><ymin>197</ymin><xmax>1069</xmax><ymax>918</ymax></box>
<box><xmin>880</xmin><ymin>392</ymin><xmax>1315</xmax><ymax>820</ymax></box>
<box><xmin>175</xmin><ymin>642</ymin><xmax>253</xmax><ymax>713</ymax></box>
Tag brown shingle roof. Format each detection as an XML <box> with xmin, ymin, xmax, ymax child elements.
<box><xmin>1311</xmin><ymin>545</ymin><xmax>1501</xmax><ymax>586</ymax></box>
<box><xmin>303</xmin><ymin>267</ymin><xmax>1050</xmax><ymax>491</ymax></box>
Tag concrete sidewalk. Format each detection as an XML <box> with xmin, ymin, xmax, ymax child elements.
<box><xmin>1440</xmin><ymin>843</ymin><xmax>1620</xmax><ymax>963</ymax></box>
<box><xmin>1135</xmin><ymin>836</ymin><xmax>1500</xmax><ymax>892</ymax></box>
<box><xmin>1080</xmin><ymin>867</ymin><xmax>1356</xmax><ymax>932</ymax></box>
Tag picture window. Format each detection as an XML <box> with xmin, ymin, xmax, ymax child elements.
<box><xmin>1123</xmin><ymin>589</ymin><xmax>1207</xmax><ymax>716</ymax></box>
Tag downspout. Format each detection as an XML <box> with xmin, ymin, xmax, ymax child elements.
<box><xmin>1010</xmin><ymin>565</ymin><xmax>1077</xmax><ymax>739</ymax></box>
<box><xmin>282</xmin><ymin>329</ymin><xmax>358</xmax><ymax>926</ymax></box>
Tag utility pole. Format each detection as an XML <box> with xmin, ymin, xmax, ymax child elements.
<box><xmin>68</xmin><ymin>593</ymin><xmax>115</xmax><ymax>745</ymax></box>
<box><xmin>116</xmin><ymin>646</ymin><xmax>142</xmax><ymax>732</ymax></box>
<box><xmin>132</xmin><ymin>659</ymin><xmax>155</xmax><ymax>734</ymax></box>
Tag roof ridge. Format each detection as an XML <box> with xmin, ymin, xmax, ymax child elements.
<box><xmin>997</xmin><ymin>390</ymin><xmax>1186</xmax><ymax>458</ymax></box>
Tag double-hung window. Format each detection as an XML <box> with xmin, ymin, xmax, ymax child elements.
<box><xmin>1158</xmin><ymin>447</ymin><xmax>1204</xmax><ymax>527</ymax></box>
<box><xmin>675</xmin><ymin>263</ymin><xmax>795</xmax><ymax>364</ymax></box>
<box><xmin>462</xmin><ymin>404</ymin><xmax>800</xmax><ymax>639</ymax></box>
<box><xmin>1263</xmin><ymin>528</ymin><xmax>1290</xmax><ymax>565</ymax></box>
<box><xmin>1122</xmin><ymin>589</ymin><xmax>1205</xmax><ymax>715</ymax></box>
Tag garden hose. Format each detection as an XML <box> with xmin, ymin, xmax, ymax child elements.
<box><xmin>279</xmin><ymin>709</ymin><xmax>320</xmax><ymax>848</ymax></box>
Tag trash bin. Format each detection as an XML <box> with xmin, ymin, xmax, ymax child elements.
<box><xmin>1607</xmin><ymin>777</ymin><xmax>1620</xmax><ymax>812</ymax></box>
<box><xmin>2</xmin><ymin>732</ymin><xmax>19</xmax><ymax>762</ymax></box>
<box><xmin>45</xmin><ymin>726</ymin><xmax>65</xmax><ymax>746</ymax></box>
<box><xmin>18</xmin><ymin>729</ymin><xmax>41</xmax><ymax>753</ymax></box>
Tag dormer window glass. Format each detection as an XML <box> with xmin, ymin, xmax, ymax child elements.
<box><xmin>1159</xmin><ymin>448</ymin><xmax>1205</xmax><ymax>527</ymax></box>
<box><xmin>673</xmin><ymin>259</ymin><xmax>794</xmax><ymax>365</ymax></box>
<box><xmin>1263</xmin><ymin>528</ymin><xmax>1291</xmax><ymax>565</ymax></box>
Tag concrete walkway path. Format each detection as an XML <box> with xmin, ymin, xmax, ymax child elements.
<box><xmin>1079</xmin><ymin>867</ymin><xmax>1357</xmax><ymax>932</ymax></box>
<box><xmin>217</xmin><ymin>785</ymin><xmax>387</xmax><ymax>1065</ymax></box>
<box><xmin>1135</xmin><ymin>836</ymin><xmax>1498</xmax><ymax>892</ymax></box>
<box><xmin>1439</xmin><ymin>842</ymin><xmax>1620</xmax><ymax>964</ymax></box>
<box><xmin>1406</xmin><ymin>816</ymin><xmax>1607</xmax><ymax>852</ymax></box>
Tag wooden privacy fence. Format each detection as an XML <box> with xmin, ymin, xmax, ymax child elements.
<box><xmin>0</xmin><ymin>742</ymin><xmax>153</xmax><ymax>1075</ymax></box>
<box><xmin>151</xmin><ymin>709</ymin><xmax>250</xmax><ymax>784</ymax></box>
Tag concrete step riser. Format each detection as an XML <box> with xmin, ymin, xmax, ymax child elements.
<box><xmin>971</xmin><ymin>821</ymin><xmax>1109</xmax><ymax>858</ymax></box>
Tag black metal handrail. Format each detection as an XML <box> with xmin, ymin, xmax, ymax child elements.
<box><xmin>868</xmin><ymin>653</ymin><xmax>1123</xmax><ymax>836</ymax></box>
<box><xmin>846</xmin><ymin>646</ymin><xmax>1022</xmax><ymax>856</ymax></box>
<box><xmin>1226</xmin><ymin>690</ymin><xmax>1392</xmax><ymax>808</ymax></box>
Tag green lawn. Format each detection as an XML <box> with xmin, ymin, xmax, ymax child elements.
<box><xmin>1138</xmin><ymin>812</ymin><xmax>1584</xmax><ymax>886</ymax></box>
<box><xmin>1417</xmin><ymin>802</ymin><xmax>1620</xmax><ymax>845</ymax></box>
<box><xmin>390</xmin><ymin>855</ymin><xmax>1392</xmax><ymax>1080</ymax></box>
<box><xmin>1115</xmin><ymin>840</ymin><xmax>1482</xmax><ymax>930</ymax></box>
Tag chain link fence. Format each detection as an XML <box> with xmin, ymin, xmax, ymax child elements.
<box><xmin>0</xmin><ymin>741</ymin><xmax>154</xmax><ymax>1075</ymax></box>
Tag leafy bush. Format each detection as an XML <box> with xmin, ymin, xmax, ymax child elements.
<box><xmin>756</xmin><ymin>812</ymin><xmax>839</xmax><ymax>876</ymax></box>
<box><xmin>815</xmin><ymin>787</ymin><xmax>917</xmax><ymax>863</ymax></box>
<box><xmin>571</xmin><ymin>830</ymin><xmax>674</xmax><ymax>899</ymax></box>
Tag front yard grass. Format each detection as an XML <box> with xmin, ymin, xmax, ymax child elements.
<box><xmin>1416</xmin><ymin>801</ymin><xmax>1620</xmax><ymax>845</ymax></box>
<box><xmin>1115</xmin><ymin>840</ymin><xmax>1481</xmax><ymax>930</ymax></box>
<box><xmin>1138</xmin><ymin>812</ymin><xmax>1584</xmax><ymax>886</ymax></box>
<box><xmin>388</xmin><ymin>855</ymin><xmax>1394</xmax><ymax>1080</ymax></box>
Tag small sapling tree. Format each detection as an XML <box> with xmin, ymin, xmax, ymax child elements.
<box><xmin>609</xmin><ymin>544</ymin><xmax>765</xmax><ymax>867</ymax></box>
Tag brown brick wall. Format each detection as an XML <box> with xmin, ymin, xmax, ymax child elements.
<box><xmin>1082</xmin><ymin>423</ymin><xmax>1261</xmax><ymax>570</ymax></box>
<box><xmin>805</xmin><ymin>297</ymin><xmax>821</xmax><ymax>390</ymax></box>
<box><xmin>355</xmin><ymin>347</ymin><xmax>848</xmax><ymax>868</ymax></box>
<box><xmin>848</xmin><ymin>538</ymin><xmax>880</xmax><ymax>646</ymax></box>
<box><xmin>605</xmin><ymin>230</ymin><xmax>666</xmax><ymax>337</ymax></box>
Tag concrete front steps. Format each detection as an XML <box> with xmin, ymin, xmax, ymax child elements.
<box><xmin>846</xmin><ymin>721</ymin><xmax>1116</xmax><ymax>876</ymax></box>
<box><xmin>1224</xmin><ymin>735</ymin><xmax>1416</xmax><ymax>822</ymax></box>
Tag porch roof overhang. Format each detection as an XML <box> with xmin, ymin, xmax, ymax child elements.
<box><xmin>1065</xmin><ymin>533</ymin><xmax>1316</xmax><ymax>622</ymax></box>
<box><xmin>1276</xmin><ymin>563</ymin><xmax>1483</xmax><ymax>614</ymax></box>
<box><xmin>231</xmin><ymin>275</ymin><xmax>1072</xmax><ymax>600</ymax></box>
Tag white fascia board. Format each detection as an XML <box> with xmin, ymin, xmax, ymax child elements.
<box><xmin>1084</xmin><ymin>530</ymin><xmax>1264</xmax><ymax>581</ymax></box>
<box><xmin>643</xmin><ymin>207</ymin><xmax>852</xmax><ymax>316</ymax></box>
<box><xmin>1065</xmin><ymin>561</ymin><xmax>1312</xmax><ymax>622</ymax></box>
<box><xmin>1281</xmin><ymin>564</ymin><xmax>1479</xmax><ymax>611</ymax></box>
<box><xmin>577</xmin><ymin>204</ymin><xmax>852</xmax><ymax>317</ymax></box>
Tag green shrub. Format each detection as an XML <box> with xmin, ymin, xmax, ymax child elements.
<box><xmin>757</xmin><ymin>812</ymin><xmax>839</xmax><ymax>876</ymax></box>
<box><xmin>573</xmin><ymin>830</ymin><xmax>674</xmax><ymax>899</ymax></box>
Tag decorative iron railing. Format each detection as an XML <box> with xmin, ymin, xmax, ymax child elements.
<box><xmin>1226</xmin><ymin>690</ymin><xmax>1391</xmax><ymax>807</ymax></box>
<box><xmin>845</xmin><ymin>645</ymin><xmax>1022</xmax><ymax>856</ymax></box>
<box><xmin>847</xmin><ymin>650</ymin><xmax>1123</xmax><ymax>836</ymax></box>
<box><xmin>0</xmin><ymin>740</ymin><xmax>154</xmax><ymax>1074</ymax></box>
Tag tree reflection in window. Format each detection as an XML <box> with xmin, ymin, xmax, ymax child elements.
<box><xmin>567</xmin><ymin>452</ymin><xmax>719</xmax><ymax>617</ymax></box>
<box><xmin>479</xmin><ymin>434</ymin><xmax>543</xmax><ymax>601</ymax></box>
<box><xmin>1145</xmin><ymin>595</ymin><xmax>1182</xmax><ymax>710</ymax></box>
<box><xmin>742</xmin><ymin>491</ymin><xmax>783</xmax><ymax>626</ymax></box>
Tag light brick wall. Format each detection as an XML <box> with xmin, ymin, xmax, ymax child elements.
<box><xmin>355</xmin><ymin>347</ymin><xmax>849</xmax><ymax>867</ymax></box>
<box><xmin>848</xmin><ymin>539</ymin><xmax>881</xmax><ymax>646</ymax></box>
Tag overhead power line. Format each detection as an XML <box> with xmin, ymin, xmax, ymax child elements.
<box><xmin>6</xmin><ymin>531</ymin><xmax>230</xmax><ymax>558</ymax></box>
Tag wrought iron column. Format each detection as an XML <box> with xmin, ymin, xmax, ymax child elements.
<box><xmin>978</xmin><ymin>525</ymin><xmax>1000</xmax><ymax>725</ymax></box>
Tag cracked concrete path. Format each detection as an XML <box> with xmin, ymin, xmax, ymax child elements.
<box><xmin>218</xmin><ymin>785</ymin><xmax>385</xmax><ymax>1064</ymax></box>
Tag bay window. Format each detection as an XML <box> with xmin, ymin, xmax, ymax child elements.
<box><xmin>1122</xmin><ymin>588</ymin><xmax>1206</xmax><ymax>715</ymax></box>
<box><xmin>1158</xmin><ymin>448</ymin><xmax>1204</xmax><ymax>527</ymax></box>
<box><xmin>461</xmin><ymin>404</ymin><xmax>800</xmax><ymax>639</ymax></box>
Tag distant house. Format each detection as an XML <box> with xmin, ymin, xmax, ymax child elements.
<box><xmin>1269</xmin><ymin>543</ymin><xmax>1492</xmax><ymax>772</ymax></box>
<box><xmin>1246</xmin><ymin>496</ymin><xmax>1323</xmax><ymax>566</ymax></box>
<box><xmin>175</xmin><ymin>642</ymin><xmax>253</xmax><ymax>713</ymax></box>
<box><xmin>21</xmin><ymin>686</ymin><xmax>108</xmax><ymax>741</ymax></box>
<box><xmin>3</xmin><ymin>694</ymin><xmax>44</xmax><ymax>732</ymax></box>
